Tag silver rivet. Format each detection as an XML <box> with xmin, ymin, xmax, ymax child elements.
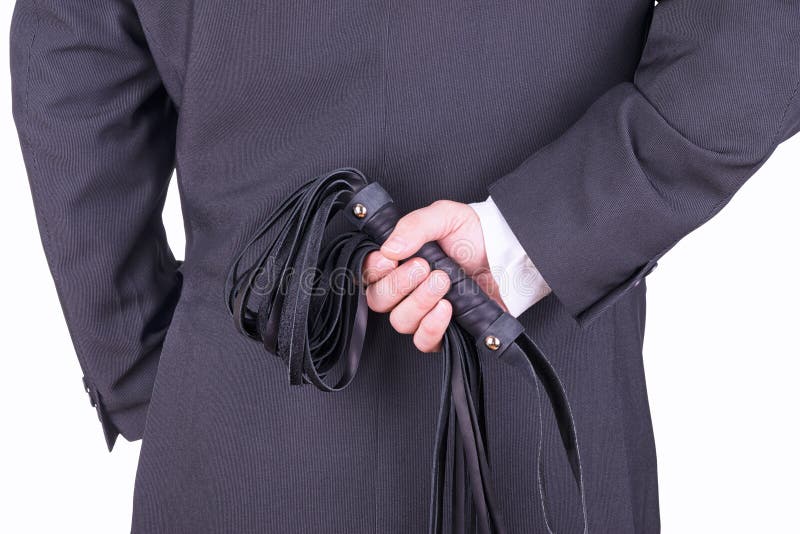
<box><xmin>484</xmin><ymin>335</ymin><xmax>501</xmax><ymax>351</ymax></box>
<box><xmin>353</xmin><ymin>203</ymin><xmax>368</xmax><ymax>219</ymax></box>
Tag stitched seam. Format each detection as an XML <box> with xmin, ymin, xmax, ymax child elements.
<box><xmin>22</xmin><ymin>5</ymin><xmax>45</xmax><ymax>287</ymax></box>
<box><xmin>134</xmin><ymin>6</ymin><xmax>186</xmax><ymax>102</ymax></box>
<box><xmin>612</xmin><ymin>302</ymin><xmax>640</xmax><ymax>533</ymax></box>
<box><xmin>632</xmin><ymin>82</ymin><xmax>736</xmax><ymax>159</ymax></box>
<box><xmin>768</xmin><ymin>62</ymin><xmax>800</xmax><ymax>149</ymax></box>
<box><xmin>378</xmin><ymin>2</ymin><xmax>392</xmax><ymax>183</ymax></box>
<box><xmin>375</xmin><ymin>5</ymin><xmax>392</xmax><ymax>532</ymax></box>
<box><xmin>633</xmin><ymin>12</ymin><xmax>800</xmax><ymax>279</ymax></box>
<box><xmin>534</xmin><ymin>376</ymin><xmax>554</xmax><ymax>533</ymax></box>
<box><xmin>640</xmin><ymin>70</ymin><xmax>800</xmax><ymax>263</ymax></box>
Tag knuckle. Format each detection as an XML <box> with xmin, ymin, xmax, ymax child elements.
<box><xmin>421</xmin><ymin>316</ymin><xmax>444</xmax><ymax>336</ymax></box>
<box><xmin>389</xmin><ymin>309</ymin><xmax>415</xmax><ymax>334</ymax></box>
<box><xmin>394</xmin><ymin>217</ymin><xmax>415</xmax><ymax>235</ymax></box>
<box><xmin>361</xmin><ymin>268</ymin><xmax>378</xmax><ymax>284</ymax></box>
<box><xmin>402</xmin><ymin>212</ymin><xmax>427</xmax><ymax>235</ymax></box>
<box><xmin>429</xmin><ymin>271</ymin><xmax>451</xmax><ymax>294</ymax></box>
<box><xmin>367</xmin><ymin>290</ymin><xmax>392</xmax><ymax>313</ymax></box>
<box><xmin>419</xmin><ymin>325</ymin><xmax>438</xmax><ymax>339</ymax></box>
<box><xmin>415</xmin><ymin>279</ymin><xmax>438</xmax><ymax>302</ymax></box>
<box><xmin>407</xmin><ymin>259</ymin><xmax>430</xmax><ymax>279</ymax></box>
<box><xmin>410</xmin><ymin>294</ymin><xmax>430</xmax><ymax>314</ymax></box>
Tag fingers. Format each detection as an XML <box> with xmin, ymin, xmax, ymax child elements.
<box><xmin>364</xmin><ymin>262</ymin><xmax>452</xmax><ymax>352</ymax></box>
<box><xmin>413</xmin><ymin>300</ymin><xmax>452</xmax><ymax>353</ymax></box>
<box><xmin>365</xmin><ymin>201</ymin><xmax>465</xmax><ymax>352</ymax></box>
<box><xmin>380</xmin><ymin>200</ymin><xmax>471</xmax><ymax>261</ymax></box>
<box><xmin>362</xmin><ymin>251</ymin><xmax>397</xmax><ymax>284</ymax></box>
<box><xmin>366</xmin><ymin>258</ymin><xmax>430</xmax><ymax>313</ymax></box>
<box><xmin>389</xmin><ymin>270</ymin><xmax>451</xmax><ymax>334</ymax></box>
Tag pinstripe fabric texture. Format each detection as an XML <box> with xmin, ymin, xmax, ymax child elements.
<box><xmin>10</xmin><ymin>1</ymin><xmax>800</xmax><ymax>532</ymax></box>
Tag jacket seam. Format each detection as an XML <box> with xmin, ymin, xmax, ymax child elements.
<box><xmin>612</xmin><ymin>300</ymin><xmax>640</xmax><ymax>533</ymax></box>
<box><xmin>638</xmin><ymin>68</ymin><xmax>800</xmax><ymax>265</ymax></box>
<box><xmin>133</xmin><ymin>7</ymin><xmax>186</xmax><ymax>105</ymax></box>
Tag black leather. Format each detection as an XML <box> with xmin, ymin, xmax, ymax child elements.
<box><xmin>226</xmin><ymin>168</ymin><xmax>587</xmax><ymax>533</ymax></box>
<box><xmin>225</xmin><ymin>169</ymin><xmax>374</xmax><ymax>392</ymax></box>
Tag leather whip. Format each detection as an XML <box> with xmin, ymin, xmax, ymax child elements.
<box><xmin>225</xmin><ymin>168</ymin><xmax>588</xmax><ymax>534</ymax></box>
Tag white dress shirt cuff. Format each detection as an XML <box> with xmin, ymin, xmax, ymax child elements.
<box><xmin>469</xmin><ymin>196</ymin><xmax>551</xmax><ymax>317</ymax></box>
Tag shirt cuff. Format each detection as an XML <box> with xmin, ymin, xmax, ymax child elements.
<box><xmin>469</xmin><ymin>196</ymin><xmax>552</xmax><ymax>317</ymax></box>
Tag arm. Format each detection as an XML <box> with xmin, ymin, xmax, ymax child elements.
<box><xmin>489</xmin><ymin>0</ymin><xmax>800</xmax><ymax>324</ymax></box>
<box><xmin>10</xmin><ymin>0</ymin><xmax>181</xmax><ymax>449</ymax></box>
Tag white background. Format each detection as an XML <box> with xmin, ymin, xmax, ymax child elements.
<box><xmin>1</xmin><ymin>3</ymin><xmax>798</xmax><ymax>533</ymax></box>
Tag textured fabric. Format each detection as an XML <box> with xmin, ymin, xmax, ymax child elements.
<box><xmin>10</xmin><ymin>0</ymin><xmax>181</xmax><ymax>448</ymax></box>
<box><xmin>470</xmin><ymin>196</ymin><xmax>552</xmax><ymax>317</ymax></box>
<box><xmin>489</xmin><ymin>2</ymin><xmax>800</xmax><ymax>325</ymax></box>
<box><xmin>10</xmin><ymin>0</ymin><xmax>799</xmax><ymax>533</ymax></box>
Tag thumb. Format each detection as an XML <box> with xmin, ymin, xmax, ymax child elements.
<box><xmin>380</xmin><ymin>200</ymin><xmax>470</xmax><ymax>260</ymax></box>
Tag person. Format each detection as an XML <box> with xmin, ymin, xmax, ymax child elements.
<box><xmin>10</xmin><ymin>1</ymin><xmax>799</xmax><ymax>532</ymax></box>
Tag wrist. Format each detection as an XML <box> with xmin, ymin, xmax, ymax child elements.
<box><xmin>469</xmin><ymin>197</ymin><xmax>551</xmax><ymax>317</ymax></box>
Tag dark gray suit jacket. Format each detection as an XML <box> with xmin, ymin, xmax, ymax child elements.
<box><xmin>10</xmin><ymin>0</ymin><xmax>799</xmax><ymax>532</ymax></box>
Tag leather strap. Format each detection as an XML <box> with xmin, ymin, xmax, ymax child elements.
<box><xmin>226</xmin><ymin>169</ymin><xmax>588</xmax><ymax>533</ymax></box>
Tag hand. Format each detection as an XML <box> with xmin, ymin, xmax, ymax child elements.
<box><xmin>362</xmin><ymin>200</ymin><xmax>505</xmax><ymax>353</ymax></box>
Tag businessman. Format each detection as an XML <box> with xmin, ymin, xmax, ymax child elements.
<box><xmin>11</xmin><ymin>0</ymin><xmax>799</xmax><ymax>532</ymax></box>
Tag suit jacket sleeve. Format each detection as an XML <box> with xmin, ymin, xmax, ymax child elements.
<box><xmin>490</xmin><ymin>0</ymin><xmax>800</xmax><ymax>325</ymax></box>
<box><xmin>10</xmin><ymin>0</ymin><xmax>181</xmax><ymax>449</ymax></box>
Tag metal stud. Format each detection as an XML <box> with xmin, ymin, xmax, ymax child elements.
<box><xmin>352</xmin><ymin>203</ymin><xmax>368</xmax><ymax>219</ymax></box>
<box><xmin>484</xmin><ymin>335</ymin><xmax>501</xmax><ymax>351</ymax></box>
